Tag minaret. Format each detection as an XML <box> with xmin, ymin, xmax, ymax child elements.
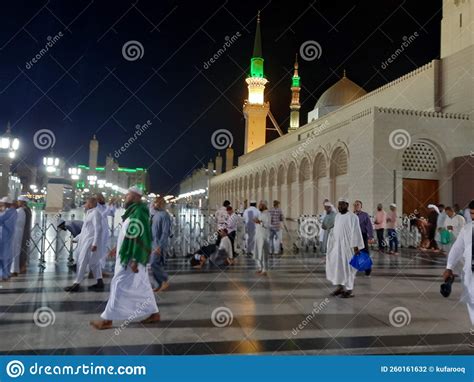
<box><xmin>243</xmin><ymin>11</ymin><xmax>270</xmax><ymax>154</ymax></box>
<box><xmin>89</xmin><ymin>135</ymin><xmax>99</xmax><ymax>174</ymax></box>
<box><xmin>288</xmin><ymin>54</ymin><xmax>301</xmax><ymax>132</ymax></box>
<box><xmin>225</xmin><ymin>146</ymin><xmax>234</xmax><ymax>172</ymax></box>
<box><xmin>215</xmin><ymin>152</ymin><xmax>223</xmax><ymax>175</ymax></box>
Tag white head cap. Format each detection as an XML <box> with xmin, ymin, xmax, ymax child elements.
<box><xmin>0</xmin><ymin>196</ymin><xmax>12</xmax><ymax>204</ymax></box>
<box><xmin>17</xmin><ymin>196</ymin><xmax>29</xmax><ymax>202</ymax></box>
<box><xmin>390</xmin><ymin>203</ymin><xmax>397</xmax><ymax>208</ymax></box>
<box><xmin>323</xmin><ymin>201</ymin><xmax>332</xmax><ymax>207</ymax></box>
<box><xmin>250</xmin><ymin>200</ymin><xmax>257</xmax><ymax>204</ymax></box>
<box><xmin>338</xmin><ymin>197</ymin><xmax>349</xmax><ymax>204</ymax></box>
<box><xmin>427</xmin><ymin>204</ymin><xmax>439</xmax><ymax>214</ymax></box>
<box><xmin>128</xmin><ymin>186</ymin><xmax>143</xmax><ymax>196</ymax></box>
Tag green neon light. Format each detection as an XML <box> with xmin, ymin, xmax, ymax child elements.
<box><xmin>78</xmin><ymin>164</ymin><xmax>145</xmax><ymax>173</ymax></box>
<box><xmin>292</xmin><ymin>75</ymin><xmax>300</xmax><ymax>87</ymax></box>
<box><xmin>250</xmin><ymin>57</ymin><xmax>264</xmax><ymax>78</ymax></box>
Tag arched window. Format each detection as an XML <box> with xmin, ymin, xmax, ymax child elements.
<box><xmin>330</xmin><ymin>147</ymin><xmax>348</xmax><ymax>177</ymax></box>
<box><xmin>287</xmin><ymin>162</ymin><xmax>297</xmax><ymax>184</ymax></box>
<box><xmin>402</xmin><ymin>143</ymin><xmax>439</xmax><ymax>173</ymax></box>
<box><xmin>313</xmin><ymin>153</ymin><xmax>327</xmax><ymax>179</ymax></box>
<box><xmin>299</xmin><ymin>157</ymin><xmax>311</xmax><ymax>182</ymax></box>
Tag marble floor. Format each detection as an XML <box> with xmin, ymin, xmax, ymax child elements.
<box><xmin>0</xmin><ymin>248</ymin><xmax>473</xmax><ymax>355</ymax></box>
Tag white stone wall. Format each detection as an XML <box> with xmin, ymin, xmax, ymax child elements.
<box><xmin>440</xmin><ymin>44</ymin><xmax>474</xmax><ymax>116</ymax></box>
<box><xmin>441</xmin><ymin>0</ymin><xmax>474</xmax><ymax>58</ymax></box>
<box><xmin>373</xmin><ymin>107</ymin><xmax>473</xmax><ymax>212</ymax></box>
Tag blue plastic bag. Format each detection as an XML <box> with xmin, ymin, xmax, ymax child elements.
<box><xmin>349</xmin><ymin>249</ymin><xmax>373</xmax><ymax>271</ymax></box>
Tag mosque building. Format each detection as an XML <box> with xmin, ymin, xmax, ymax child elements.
<box><xmin>208</xmin><ymin>0</ymin><xmax>474</xmax><ymax>219</ymax></box>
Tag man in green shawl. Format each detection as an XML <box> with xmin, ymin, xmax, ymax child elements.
<box><xmin>91</xmin><ymin>186</ymin><xmax>160</xmax><ymax>330</ymax></box>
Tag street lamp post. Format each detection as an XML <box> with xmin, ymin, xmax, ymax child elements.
<box><xmin>0</xmin><ymin>123</ymin><xmax>20</xmax><ymax>197</ymax></box>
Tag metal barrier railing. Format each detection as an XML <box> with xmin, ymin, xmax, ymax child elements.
<box><xmin>28</xmin><ymin>211</ymin><xmax>422</xmax><ymax>269</ymax></box>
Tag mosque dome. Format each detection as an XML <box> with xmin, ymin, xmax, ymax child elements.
<box><xmin>315</xmin><ymin>72</ymin><xmax>367</xmax><ymax>109</ymax></box>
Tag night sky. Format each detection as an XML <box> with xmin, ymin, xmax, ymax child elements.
<box><xmin>0</xmin><ymin>0</ymin><xmax>442</xmax><ymax>194</ymax></box>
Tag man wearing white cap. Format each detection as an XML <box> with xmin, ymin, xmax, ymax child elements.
<box><xmin>10</xmin><ymin>196</ymin><xmax>30</xmax><ymax>276</ymax></box>
<box><xmin>95</xmin><ymin>193</ymin><xmax>112</xmax><ymax>270</ymax></box>
<box><xmin>243</xmin><ymin>200</ymin><xmax>259</xmax><ymax>256</ymax></box>
<box><xmin>326</xmin><ymin>198</ymin><xmax>364</xmax><ymax>298</ymax></box>
<box><xmin>0</xmin><ymin>197</ymin><xmax>17</xmax><ymax>280</ymax></box>
<box><xmin>91</xmin><ymin>186</ymin><xmax>159</xmax><ymax>330</ymax></box>
<box><xmin>255</xmin><ymin>200</ymin><xmax>271</xmax><ymax>275</ymax></box>
<box><xmin>64</xmin><ymin>196</ymin><xmax>103</xmax><ymax>292</ymax></box>
<box><xmin>321</xmin><ymin>201</ymin><xmax>336</xmax><ymax>254</ymax></box>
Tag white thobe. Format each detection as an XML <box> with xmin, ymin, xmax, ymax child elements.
<box><xmin>446</xmin><ymin>222</ymin><xmax>474</xmax><ymax>325</ymax></box>
<box><xmin>215</xmin><ymin>206</ymin><xmax>228</xmax><ymax>230</ymax></box>
<box><xmin>74</xmin><ymin>208</ymin><xmax>102</xmax><ymax>284</ymax></box>
<box><xmin>464</xmin><ymin>208</ymin><xmax>472</xmax><ymax>224</ymax></box>
<box><xmin>442</xmin><ymin>215</ymin><xmax>465</xmax><ymax>252</ymax></box>
<box><xmin>326</xmin><ymin>212</ymin><xmax>365</xmax><ymax>290</ymax></box>
<box><xmin>10</xmin><ymin>208</ymin><xmax>26</xmax><ymax>274</ymax></box>
<box><xmin>243</xmin><ymin>206</ymin><xmax>259</xmax><ymax>254</ymax></box>
<box><xmin>96</xmin><ymin>203</ymin><xmax>110</xmax><ymax>268</ymax></box>
<box><xmin>101</xmin><ymin>218</ymin><xmax>159</xmax><ymax>320</ymax></box>
<box><xmin>255</xmin><ymin>210</ymin><xmax>271</xmax><ymax>272</ymax></box>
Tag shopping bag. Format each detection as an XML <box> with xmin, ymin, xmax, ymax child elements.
<box><xmin>440</xmin><ymin>229</ymin><xmax>452</xmax><ymax>245</ymax></box>
<box><xmin>349</xmin><ymin>249</ymin><xmax>373</xmax><ymax>271</ymax></box>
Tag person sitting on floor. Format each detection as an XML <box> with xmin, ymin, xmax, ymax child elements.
<box><xmin>210</xmin><ymin>229</ymin><xmax>234</xmax><ymax>267</ymax></box>
<box><xmin>189</xmin><ymin>243</ymin><xmax>215</xmax><ymax>269</ymax></box>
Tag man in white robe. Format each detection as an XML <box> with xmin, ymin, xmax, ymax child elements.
<box><xmin>443</xmin><ymin>200</ymin><xmax>474</xmax><ymax>326</ymax></box>
<box><xmin>95</xmin><ymin>193</ymin><xmax>111</xmax><ymax>269</ymax></box>
<box><xmin>442</xmin><ymin>206</ymin><xmax>465</xmax><ymax>253</ymax></box>
<box><xmin>255</xmin><ymin>200</ymin><xmax>271</xmax><ymax>275</ymax></box>
<box><xmin>243</xmin><ymin>201</ymin><xmax>259</xmax><ymax>256</ymax></box>
<box><xmin>326</xmin><ymin>198</ymin><xmax>365</xmax><ymax>298</ymax></box>
<box><xmin>90</xmin><ymin>186</ymin><xmax>159</xmax><ymax>330</ymax></box>
<box><xmin>64</xmin><ymin>197</ymin><xmax>103</xmax><ymax>292</ymax></box>
<box><xmin>10</xmin><ymin>198</ymin><xmax>27</xmax><ymax>276</ymax></box>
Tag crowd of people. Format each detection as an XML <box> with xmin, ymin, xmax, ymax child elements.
<box><xmin>0</xmin><ymin>196</ymin><xmax>31</xmax><ymax>280</ymax></box>
<box><xmin>1</xmin><ymin>188</ymin><xmax>473</xmax><ymax>331</ymax></box>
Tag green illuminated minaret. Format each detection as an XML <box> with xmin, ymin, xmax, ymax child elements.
<box><xmin>250</xmin><ymin>11</ymin><xmax>264</xmax><ymax>78</ymax></box>
<box><xmin>243</xmin><ymin>11</ymin><xmax>269</xmax><ymax>154</ymax></box>
<box><xmin>289</xmin><ymin>54</ymin><xmax>301</xmax><ymax>132</ymax></box>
